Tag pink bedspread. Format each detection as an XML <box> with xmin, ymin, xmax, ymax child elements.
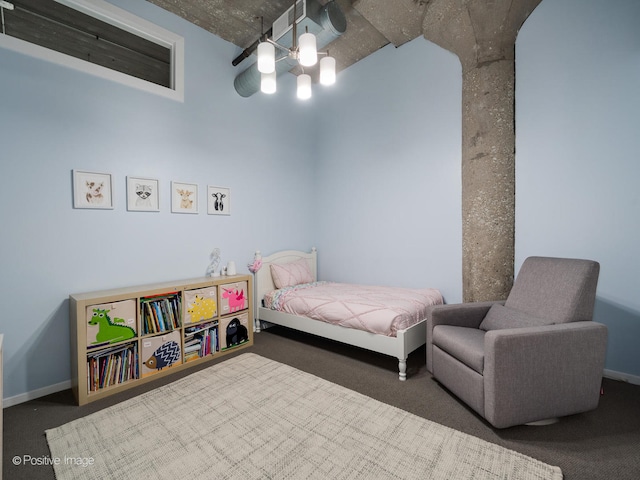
<box><xmin>264</xmin><ymin>282</ymin><xmax>443</xmax><ymax>337</ymax></box>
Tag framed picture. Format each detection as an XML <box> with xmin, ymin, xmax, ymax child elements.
<box><xmin>127</xmin><ymin>176</ymin><xmax>159</xmax><ymax>212</ymax></box>
<box><xmin>171</xmin><ymin>181</ymin><xmax>198</xmax><ymax>214</ymax></box>
<box><xmin>72</xmin><ymin>170</ymin><xmax>113</xmax><ymax>209</ymax></box>
<box><xmin>208</xmin><ymin>186</ymin><xmax>230</xmax><ymax>215</ymax></box>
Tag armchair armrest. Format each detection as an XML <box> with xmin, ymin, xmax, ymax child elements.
<box><xmin>428</xmin><ymin>301</ymin><xmax>503</xmax><ymax>329</ymax></box>
<box><xmin>426</xmin><ymin>301</ymin><xmax>503</xmax><ymax>373</ymax></box>
<box><xmin>483</xmin><ymin>321</ymin><xmax>608</xmax><ymax>428</ymax></box>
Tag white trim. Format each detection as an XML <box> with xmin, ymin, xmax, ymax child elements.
<box><xmin>3</xmin><ymin>380</ymin><xmax>72</xmax><ymax>408</ymax></box>
<box><xmin>2</xmin><ymin>367</ymin><xmax>637</xmax><ymax>408</ymax></box>
<box><xmin>0</xmin><ymin>0</ymin><xmax>184</xmax><ymax>102</ymax></box>
<box><xmin>603</xmin><ymin>369</ymin><xmax>640</xmax><ymax>386</ymax></box>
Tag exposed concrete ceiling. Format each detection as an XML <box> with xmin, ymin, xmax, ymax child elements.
<box><xmin>146</xmin><ymin>0</ymin><xmax>429</xmax><ymax>75</ymax></box>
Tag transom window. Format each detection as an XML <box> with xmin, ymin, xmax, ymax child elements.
<box><xmin>0</xmin><ymin>0</ymin><xmax>184</xmax><ymax>101</ymax></box>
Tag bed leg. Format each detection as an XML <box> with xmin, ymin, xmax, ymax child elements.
<box><xmin>398</xmin><ymin>358</ymin><xmax>407</xmax><ymax>381</ymax></box>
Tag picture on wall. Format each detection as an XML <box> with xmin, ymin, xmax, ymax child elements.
<box><xmin>72</xmin><ymin>170</ymin><xmax>113</xmax><ymax>209</ymax></box>
<box><xmin>171</xmin><ymin>181</ymin><xmax>198</xmax><ymax>214</ymax></box>
<box><xmin>127</xmin><ymin>176</ymin><xmax>159</xmax><ymax>212</ymax></box>
<box><xmin>208</xmin><ymin>186</ymin><xmax>230</xmax><ymax>215</ymax></box>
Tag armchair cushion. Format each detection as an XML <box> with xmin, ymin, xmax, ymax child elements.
<box><xmin>432</xmin><ymin>326</ymin><xmax>485</xmax><ymax>374</ymax></box>
<box><xmin>426</xmin><ymin>301</ymin><xmax>502</xmax><ymax>373</ymax></box>
<box><xmin>505</xmin><ymin>257</ymin><xmax>599</xmax><ymax>323</ymax></box>
<box><xmin>479</xmin><ymin>303</ymin><xmax>554</xmax><ymax>331</ymax></box>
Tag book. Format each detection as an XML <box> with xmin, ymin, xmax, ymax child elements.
<box><xmin>86</xmin><ymin>342</ymin><xmax>138</xmax><ymax>392</ymax></box>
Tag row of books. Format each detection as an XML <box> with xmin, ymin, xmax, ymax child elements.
<box><xmin>184</xmin><ymin>321</ymin><xmax>219</xmax><ymax>362</ymax></box>
<box><xmin>140</xmin><ymin>293</ymin><xmax>181</xmax><ymax>335</ymax></box>
<box><xmin>87</xmin><ymin>342</ymin><xmax>138</xmax><ymax>392</ymax></box>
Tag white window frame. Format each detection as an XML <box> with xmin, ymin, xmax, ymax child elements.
<box><xmin>0</xmin><ymin>0</ymin><xmax>185</xmax><ymax>101</ymax></box>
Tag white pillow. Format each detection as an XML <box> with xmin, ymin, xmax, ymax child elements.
<box><xmin>270</xmin><ymin>259</ymin><xmax>313</xmax><ymax>289</ymax></box>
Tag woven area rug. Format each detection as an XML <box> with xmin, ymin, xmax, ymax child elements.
<box><xmin>46</xmin><ymin>353</ymin><xmax>562</xmax><ymax>480</ymax></box>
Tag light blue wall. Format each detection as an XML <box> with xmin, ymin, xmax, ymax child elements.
<box><xmin>313</xmin><ymin>39</ymin><xmax>463</xmax><ymax>302</ymax></box>
<box><xmin>0</xmin><ymin>0</ymin><xmax>317</xmax><ymax>400</ymax></box>
<box><xmin>2</xmin><ymin>0</ymin><xmax>639</xmax><ymax>402</ymax></box>
<box><xmin>516</xmin><ymin>0</ymin><xmax>640</xmax><ymax>379</ymax></box>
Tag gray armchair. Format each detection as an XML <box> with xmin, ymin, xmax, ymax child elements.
<box><xmin>426</xmin><ymin>257</ymin><xmax>608</xmax><ymax>428</ymax></box>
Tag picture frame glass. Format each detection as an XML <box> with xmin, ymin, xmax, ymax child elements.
<box><xmin>208</xmin><ymin>186</ymin><xmax>230</xmax><ymax>215</ymax></box>
<box><xmin>172</xmin><ymin>182</ymin><xmax>198</xmax><ymax>213</ymax></box>
<box><xmin>73</xmin><ymin>170</ymin><xmax>113</xmax><ymax>209</ymax></box>
<box><xmin>127</xmin><ymin>177</ymin><xmax>159</xmax><ymax>212</ymax></box>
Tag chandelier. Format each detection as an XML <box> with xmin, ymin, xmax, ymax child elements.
<box><xmin>256</xmin><ymin>1</ymin><xmax>336</xmax><ymax>99</ymax></box>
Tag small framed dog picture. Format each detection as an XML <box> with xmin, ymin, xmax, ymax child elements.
<box><xmin>207</xmin><ymin>186</ymin><xmax>230</xmax><ymax>215</ymax></box>
<box><xmin>72</xmin><ymin>170</ymin><xmax>114</xmax><ymax>209</ymax></box>
<box><xmin>171</xmin><ymin>181</ymin><xmax>198</xmax><ymax>214</ymax></box>
<box><xmin>127</xmin><ymin>176</ymin><xmax>160</xmax><ymax>212</ymax></box>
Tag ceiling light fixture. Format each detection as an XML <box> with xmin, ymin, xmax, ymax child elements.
<box><xmin>256</xmin><ymin>1</ymin><xmax>336</xmax><ymax>99</ymax></box>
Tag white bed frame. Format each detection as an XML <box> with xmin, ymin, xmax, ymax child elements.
<box><xmin>255</xmin><ymin>248</ymin><xmax>427</xmax><ymax>380</ymax></box>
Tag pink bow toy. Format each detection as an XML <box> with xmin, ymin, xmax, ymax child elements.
<box><xmin>248</xmin><ymin>258</ymin><xmax>262</xmax><ymax>273</ymax></box>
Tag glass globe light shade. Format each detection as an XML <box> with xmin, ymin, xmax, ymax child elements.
<box><xmin>261</xmin><ymin>71</ymin><xmax>277</xmax><ymax>94</ymax></box>
<box><xmin>297</xmin><ymin>73</ymin><xmax>312</xmax><ymax>100</ymax></box>
<box><xmin>319</xmin><ymin>56</ymin><xmax>336</xmax><ymax>86</ymax></box>
<box><xmin>257</xmin><ymin>42</ymin><xmax>275</xmax><ymax>74</ymax></box>
<box><xmin>298</xmin><ymin>32</ymin><xmax>317</xmax><ymax>67</ymax></box>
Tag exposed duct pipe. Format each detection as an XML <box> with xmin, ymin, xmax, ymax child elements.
<box><xmin>233</xmin><ymin>0</ymin><xmax>346</xmax><ymax>98</ymax></box>
<box><xmin>232</xmin><ymin>29</ymin><xmax>272</xmax><ymax>67</ymax></box>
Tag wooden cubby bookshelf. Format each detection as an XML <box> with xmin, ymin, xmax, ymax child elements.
<box><xmin>70</xmin><ymin>275</ymin><xmax>253</xmax><ymax>405</ymax></box>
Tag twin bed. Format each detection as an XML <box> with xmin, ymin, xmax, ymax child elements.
<box><xmin>255</xmin><ymin>248</ymin><xmax>443</xmax><ymax>380</ymax></box>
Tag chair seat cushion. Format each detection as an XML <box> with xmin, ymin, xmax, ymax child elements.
<box><xmin>432</xmin><ymin>325</ymin><xmax>486</xmax><ymax>374</ymax></box>
<box><xmin>479</xmin><ymin>303</ymin><xmax>554</xmax><ymax>331</ymax></box>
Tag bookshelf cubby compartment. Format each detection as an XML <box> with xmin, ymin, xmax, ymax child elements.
<box><xmin>220</xmin><ymin>312</ymin><xmax>251</xmax><ymax>352</ymax></box>
<box><xmin>219</xmin><ymin>281</ymin><xmax>249</xmax><ymax>315</ymax></box>
<box><xmin>70</xmin><ymin>275</ymin><xmax>253</xmax><ymax>405</ymax></box>
<box><xmin>86</xmin><ymin>300</ymin><xmax>137</xmax><ymax>346</ymax></box>
<box><xmin>88</xmin><ymin>341</ymin><xmax>138</xmax><ymax>392</ymax></box>
<box><xmin>184</xmin><ymin>320</ymin><xmax>219</xmax><ymax>363</ymax></box>
<box><xmin>140</xmin><ymin>331</ymin><xmax>182</xmax><ymax>379</ymax></box>
<box><xmin>184</xmin><ymin>285</ymin><xmax>217</xmax><ymax>325</ymax></box>
<box><xmin>140</xmin><ymin>292</ymin><xmax>181</xmax><ymax>335</ymax></box>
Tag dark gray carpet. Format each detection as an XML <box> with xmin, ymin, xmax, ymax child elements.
<box><xmin>4</xmin><ymin>325</ymin><xmax>640</xmax><ymax>479</ymax></box>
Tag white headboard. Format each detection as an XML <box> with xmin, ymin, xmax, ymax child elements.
<box><xmin>255</xmin><ymin>248</ymin><xmax>317</xmax><ymax>303</ymax></box>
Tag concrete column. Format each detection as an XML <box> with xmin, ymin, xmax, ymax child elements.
<box><xmin>423</xmin><ymin>0</ymin><xmax>542</xmax><ymax>302</ymax></box>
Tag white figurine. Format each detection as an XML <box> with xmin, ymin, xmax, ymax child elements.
<box><xmin>206</xmin><ymin>248</ymin><xmax>221</xmax><ymax>277</ymax></box>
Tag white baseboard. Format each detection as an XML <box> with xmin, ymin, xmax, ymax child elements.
<box><xmin>2</xmin><ymin>369</ymin><xmax>637</xmax><ymax>408</ymax></box>
<box><xmin>603</xmin><ymin>369</ymin><xmax>640</xmax><ymax>386</ymax></box>
<box><xmin>3</xmin><ymin>380</ymin><xmax>72</xmax><ymax>408</ymax></box>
